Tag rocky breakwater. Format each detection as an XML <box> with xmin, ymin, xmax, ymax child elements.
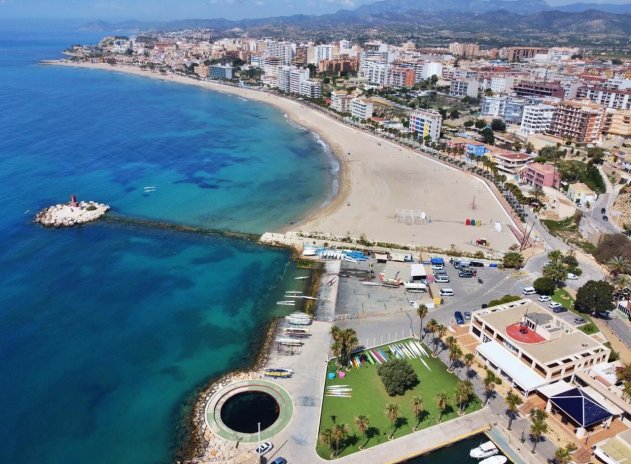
<box><xmin>35</xmin><ymin>201</ymin><xmax>110</xmax><ymax>227</ymax></box>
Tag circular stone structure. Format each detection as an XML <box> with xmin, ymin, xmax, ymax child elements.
<box><xmin>205</xmin><ymin>379</ymin><xmax>293</xmax><ymax>443</ymax></box>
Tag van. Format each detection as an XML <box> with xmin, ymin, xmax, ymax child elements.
<box><xmin>522</xmin><ymin>287</ymin><xmax>536</xmax><ymax>295</ymax></box>
<box><xmin>435</xmin><ymin>275</ymin><xmax>450</xmax><ymax>283</ymax></box>
<box><xmin>470</xmin><ymin>261</ymin><xmax>484</xmax><ymax>267</ymax></box>
<box><xmin>440</xmin><ymin>288</ymin><xmax>454</xmax><ymax>296</ymax></box>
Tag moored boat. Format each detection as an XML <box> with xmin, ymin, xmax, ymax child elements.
<box><xmin>470</xmin><ymin>441</ymin><xmax>499</xmax><ymax>459</ymax></box>
<box><xmin>479</xmin><ymin>455</ymin><xmax>507</xmax><ymax>464</ymax></box>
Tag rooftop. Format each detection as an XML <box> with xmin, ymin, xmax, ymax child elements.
<box><xmin>524</xmin><ymin>162</ymin><xmax>556</xmax><ymax>174</ymax></box>
<box><xmin>474</xmin><ymin>299</ymin><xmax>605</xmax><ymax>364</ymax></box>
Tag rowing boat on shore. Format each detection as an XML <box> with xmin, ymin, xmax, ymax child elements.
<box><xmin>277</xmin><ymin>300</ymin><xmax>296</xmax><ymax>306</ymax></box>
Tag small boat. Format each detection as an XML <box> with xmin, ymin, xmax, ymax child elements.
<box><xmin>479</xmin><ymin>456</ymin><xmax>507</xmax><ymax>464</ymax></box>
<box><xmin>277</xmin><ymin>301</ymin><xmax>296</xmax><ymax>306</ymax></box>
<box><xmin>276</xmin><ymin>338</ymin><xmax>304</xmax><ymax>346</ymax></box>
<box><xmin>470</xmin><ymin>441</ymin><xmax>499</xmax><ymax>459</ymax></box>
<box><xmin>361</xmin><ymin>281</ymin><xmax>379</xmax><ymax>286</ymax></box>
<box><xmin>263</xmin><ymin>368</ymin><xmax>294</xmax><ymax>378</ymax></box>
<box><xmin>295</xmin><ymin>276</ymin><xmax>309</xmax><ymax>280</ymax></box>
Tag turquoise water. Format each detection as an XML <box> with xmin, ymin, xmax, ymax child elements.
<box><xmin>0</xmin><ymin>25</ymin><xmax>330</xmax><ymax>464</ymax></box>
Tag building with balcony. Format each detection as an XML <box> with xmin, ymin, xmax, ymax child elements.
<box><xmin>450</xmin><ymin>79</ymin><xmax>479</xmax><ymax>98</ymax></box>
<box><xmin>481</xmin><ymin>96</ymin><xmax>527</xmax><ymax>124</ymax></box>
<box><xmin>519</xmin><ymin>162</ymin><xmax>561</xmax><ymax>189</ymax></box>
<box><xmin>409</xmin><ymin>109</ymin><xmax>442</xmax><ymax>142</ymax></box>
<box><xmin>520</xmin><ymin>104</ymin><xmax>556</xmax><ymax>136</ymax></box>
<box><xmin>504</xmin><ymin>47</ymin><xmax>548</xmax><ymax>62</ymax></box>
<box><xmin>603</xmin><ymin>109</ymin><xmax>631</xmax><ymax>139</ymax></box>
<box><xmin>513</xmin><ymin>81</ymin><xmax>565</xmax><ymax>99</ymax></box>
<box><xmin>330</xmin><ymin>90</ymin><xmax>354</xmax><ymax>113</ymax></box>
<box><xmin>548</xmin><ymin>100</ymin><xmax>605</xmax><ymax>144</ymax></box>
<box><xmin>470</xmin><ymin>299</ymin><xmax>610</xmax><ymax>396</ymax></box>
<box><xmin>490</xmin><ymin>151</ymin><xmax>534</xmax><ymax>175</ymax></box>
<box><xmin>210</xmin><ymin>64</ymin><xmax>234</xmax><ymax>80</ymax></box>
<box><xmin>350</xmin><ymin>98</ymin><xmax>373</xmax><ymax>120</ymax></box>
<box><xmin>577</xmin><ymin>86</ymin><xmax>631</xmax><ymax>110</ymax></box>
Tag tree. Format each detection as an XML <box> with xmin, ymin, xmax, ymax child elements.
<box><xmin>377</xmin><ymin>359</ymin><xmax>419</xmax><ymax>396</ymax></box>
<box><xmin>503</xmin><ymin>252</ymin><xmax>524</xmax><ymax>269</ymax></box>
<box><xmin>426</xmin><ymin>318</ymin><xmax>438</xmax><ymax>342</ymax></box>
<box><xmin>464</xmin><ymin>352</ymin><xmax>475</xmax><ymax>376</ymax></box>
<box><xmin>330</xmin><ymin>423</ymin><xmax>350</xmax><ymax>457</ymax></box>
<box><xmin>354</xmin><ymin>415</ymin><xmax>370</xmax><ymax>450</ymax></box>
<box><xmin>491</xmin><ymin>118</ymin><xmax>506</xmax><ymax>132</ymax></box>
<box><xmin>319</xmin><ymin>428</ymin><xmax>335</xmax><ymax>458</ymax></box>
<box><xmin>483</xmin><ymin>370</ymin><xmax>498</xmax><ymax>404</ymax></box>
<box><xmin>524</xmin><ymin>142</ymin><xmax>534</xmax><ymax>154</ymax></box>
<box><xmin>449</xmin><ymin>108</ymin><xmax>460</xmax><ymax>119</ymax></box>
<box><xmin>575</xmin><ymin>280</ymin><xmax>614</xmax><ymax>314</ymax></box>
<box><xmin>417</xmin><ymin>305</ymin><xmax>428</xmax><ymax>341</ymax></box>
<box><xmin>505</xmin><ymin>390</ymin><xmax>523</xmax><ymax>430</ymax></box>
<box><xmin>410</xmin><ymin>396</ymin><xmax>424</xmax><ymax>431</ymax></box>
<box><xmin>330</xmin><ymin>326</ymin><xmax>358</xmax><ymax>367</ymax></box>
<box><xmin>481</xmin><ymin>127</ymin><xmax>495</xmax><ymax>145</ymax></box>
<box><xmin>474</xmin><ymin>119</ymin><xmax>486</xmax><ymax>129</ymax></box>
<box><xmin>554</xmin><ymin>443</ymin><xmax>577</xmax><ymax>464</ymax></box>
<box><xmin>543</xmin><ymin>261</ymin><xmax>568</xmax><ymax>283</ymax></box>
<box><xmin>435</xmin><ymin>391</ymin><xmax>449</xmax><ymax>422</ymax></box>
<box><xmin>464</xmin><ymin>119</ymin><xmax>475</xmax><ymax>128</ymax></box>
<box><xmin>432</xmin><ymin>324</ymin><xmax>447</xmax><ymax>355</ymax></box>
<box><xmin>530</xmin><ymin>408</ymin><xmax>549</xmax><ymax>454</ymax></box>
<box><xmin>448</xmin><ymin>344</ymin><xmax>463</xmax><ymax>372</ymax></box>
<box><xmin>608</xmin><ymin>256</ymin><xmax>631</xmax><ymax>277</ymax></box>
<box><xmin>385</xmin><ymin>402</ymin><xmax>400</xmax><ymax>439</ymax></box>
<box><xmin>455</xmin><ymin>380</ymin><xmax>473</xmax><ymax>415</ymax></box>
<box><xmin>533</xmin><ymin>277</ymin><xmax>555</xmax><ymax>295</ymax></box>
<box><xmin>531</xmin><ymin>185</ymin><xmax>545</xmax><ymax>203</ymax></box>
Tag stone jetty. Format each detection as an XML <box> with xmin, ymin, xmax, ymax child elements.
<box><xmin>35</xmin><ymin>201</ymin><xmax>110</xmax><ymax>227</ymax></box>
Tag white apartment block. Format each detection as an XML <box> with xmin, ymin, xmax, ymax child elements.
<box><xmin>330</xmin><ymin>91</ymin><xmax>354</xmax><ymax>113</ymax></box>
<box><xmin>409</xmin><ymin>109</ymin><xmax>442</xmax><ymax>142</ymax></box>
<box><xmin>299</xmin><ymin>80</ymin><xmax>321</xmax><ymax>99</ymax></box>
<box><xmin>289</xmin><ymin>68</ymin><xmax>310</xmax><ymax>94</ymax></box>
<box><xmin>359</xmin><ymin>59</ymin><xmax>390</xmax><ymax>86</ymax></box>
<box><xmin>264</xmin><ymin>40</ymin><xmax>295</xmax><ymax>66</ymax></box>
<box><xmin>315</xmin><ymin>44</ymin><xmax>334</xmax><ymax>63</ymax></box>
<box><xmin>421</xmin><ymin>62</ymin><xmax>443</xmax><ymax>80</ymax></box>
<box><xmin>350</xmin><ymin>98</ymin><xmax>373</xmax><ymax>120</ymax></box>
<box><xmin>450</xmin><ymin>79</ymin><xmax>479</xmax><ymax>98</ymax></box>
<box><xmin>520</xmin><ymin>104</ymin><xmax>556</xmax><ymax>136</ymax></box>
<box><xmin>490</xmin><ymin>77</ymin><xmax>515</xmax><ymax>94</ymax></box>
<box><xmin>577</xmin><ymin>87</ymin><xmax>631</xmax><ymax>110</ymax></box>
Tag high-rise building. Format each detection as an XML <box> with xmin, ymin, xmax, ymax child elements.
<box><xmin>577</xmin><ymin>86</ymin><xmax>631</xmax><ymax>110</ymax></box>
<box><xmin>299</xmin><ymin>80</ymin><xmax>321</xmax><ymax>99</ymax></box>
<box><xmin>350</xmin><ymin>98</ymin><xmax>373</xmax><ymax>120</ymax></box>
<box><xmin>409</xmin><ymin>109</ymin><xmax>442</xmax><ymax>142</ymax></box>
<box><xmin>315</xmin><ymin>44</ymin><xmax>334</xmax><ymax>63</ymax></box>
<box><xmin>513</xmin><ymin>81</ymin><xmax>565</xmax><ymax>99</ymax></box>
<box><xmin>448</xmin><ymin>42</ymin><xmax>481</xmax><ymax>58</ymax></box>
<box><xmin>421</xmin><ymin>62</ymin><xmax>443</xmax><ymax>80</ymax></box>
<box><xmin>603</xmin><ymin>109</ymin><xmax>631</xmax><ymax>138</ymax></box>
<box><xmin>450</xmin><ymin>79</ymin><xmax>479</xmax><ymax>98</ymax></box>
<box><xmin>330</xmin><ymin>91</ymin><xmax>354</xmax><ymax>113</ymax></box>
<box><xmin>264</xmin><ymin>40</ymin><xmax>295</xmax><ymax>65</ymax></box>
<box><xmin>503</xmin><ymin>47</ymin><xmax>548</xmax><ymax>62</ymax></box>
<box><xmin>548</xmin><ymin>100</ymin><xmax>605</xmax><ymax>144</ymax></box>
<box><xmin>520</xmin><ymin>104</ymin><xmax>556</xmax><ymax>136</ymax></box>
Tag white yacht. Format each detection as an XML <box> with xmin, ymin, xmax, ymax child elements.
<box><xmin>469</xmin><ymin>441</ymin><xmax>499</xmax><ymax>459</ymax></box>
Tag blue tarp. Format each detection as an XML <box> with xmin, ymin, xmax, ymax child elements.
<box><xmin>550</xmin><ymin>388</ymin><xmax>612</xmax><ymax>428</ymax></box>
<box><xmin>430</xmin><ymin>257</ymin><xmax>444</xmax><ymax>265</ymax></box>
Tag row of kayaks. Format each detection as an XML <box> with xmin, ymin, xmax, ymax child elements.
<box><xmin>285</xmin><ymin>312</ymin><xmax>312</xmax><ymax>326</ymax></box>
<box><xmin>349</xmin><ymin>340</ymin><xmax>432</xmax><ymax>372</ymax></box>
<box><xmin>325</xmin><ymin>385</ymin><xmax>352</xmax><ymax>398</ymax></box>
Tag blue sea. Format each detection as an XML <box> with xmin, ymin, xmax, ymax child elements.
<box><xmin>0</xmin><ymin>21</ymin><xmax>332</xmax><ymax>464</ymax></box>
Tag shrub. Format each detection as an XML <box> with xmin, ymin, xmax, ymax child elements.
<box><xmin>595</xmin><ymin>234</ymin><xmax>631</xmax><ymax>263</ymax></box>
<box><xmin>533</xmin><ymin>277</ymin><xmax>555</xmax><ymax>295</ymax></box>
<box><xmin>377</xmin><ymin>359</ymin><xmax>419</xmax><ymax>396</ymax></box>
<box><xmin>491</xmin><ymin>118</ymin><xmax>506</xmax><ymax>132</ymax></box>
<box><xmin>85</xmin><ymin>205</ymin><xmax>97</xmax><ymax>211</ymax></box>
<box><xmin>488</xmin><ymin>295</ymin><xmax>521</xmax><ymax>307</ymax></box>
<box><xmin>503</xmin><ymin>252</ymin><xmax>524</xmax><ymax>269</ymax></box>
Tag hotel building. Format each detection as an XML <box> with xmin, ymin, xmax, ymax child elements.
<box><xmin>350</xmin><ymin>98</ymin><xmax>373</xmax><ymax>120</ymax></box>
<box><xmin>548</xmin><ymin>100</ymin><xmax>605</xmax><ymax>144</ymax></box>
<box><xmin>470</xmin><ymin>299</ymin><xmax>610</xmax><ymax>396</ymax></box>
<box><xmin>330</xmin><ymin>91</ymin><xmax>354</xmax><ymax>113</ymax></box>
<box><xmin>520</xmin><ymin>104</ymin><xmax>556</xmax><ymax>136</ymax></box>
<box><xmin>409</xmin><ymin>109</ymin><xmax>442</xmax><ymax>142</ymax></box>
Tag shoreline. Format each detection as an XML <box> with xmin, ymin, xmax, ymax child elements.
<box><xmin>43</xmin><ymin>60</ymin><xmax>351</xmax><ymax>234</ymax></box>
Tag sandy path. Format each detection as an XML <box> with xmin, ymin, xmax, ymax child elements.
<box><xmin>48</xmin><ymin>61</ymin><xmax>518</xmax><ymax>252</ymax></box>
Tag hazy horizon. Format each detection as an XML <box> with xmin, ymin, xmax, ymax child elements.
<box><xmin>0</xmin><ymin>0</ymin><xmax>630</xmax><ymax>22</ymax></box>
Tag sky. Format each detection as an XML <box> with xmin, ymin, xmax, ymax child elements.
<box><xmin>0</xmin><ymin>0</ymin><xmax>629</xmax><ymax>21</ymax></box>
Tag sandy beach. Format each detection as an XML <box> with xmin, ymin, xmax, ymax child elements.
<box><xmin>49</xmin><ymin>60</ymin><xmax>518</xmax><ymax>252</ymax></box>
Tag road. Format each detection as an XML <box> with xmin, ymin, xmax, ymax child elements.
<box><xmin>589</xmin><ymin>165</ymin><xmax>621</xmax><ymax>234</ymax></box>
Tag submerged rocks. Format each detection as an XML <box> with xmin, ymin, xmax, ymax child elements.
<box><xmin>35</xmin><ymin>201</ymin><xmax>110</xmax><ymax>227</ymax></box>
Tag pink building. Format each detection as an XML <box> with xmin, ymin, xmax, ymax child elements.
<box><xmin>520</xmin><ymin>162</ymin><xmax>561</xmax><ymax>189</ymax></box>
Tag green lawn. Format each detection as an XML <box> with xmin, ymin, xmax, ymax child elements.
<box><xmin>316</xmin><ymin>341</ymin><xmax>482</xmax><ymax>459</ymax></box>
<box><xmin>552</xmin><ymin>288</ymin><xmax>599</xmax><ymax>334</ymax></box>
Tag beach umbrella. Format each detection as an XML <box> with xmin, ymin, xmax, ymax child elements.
<box><xmin>328</xmin><ymin>372</ymin><xmax>335</xmax><ymax>379</ymax></box>
<box><xmin>339</xmin><ymin>371</ymin><xmax>346</xmax><ymax>378</ymax></box>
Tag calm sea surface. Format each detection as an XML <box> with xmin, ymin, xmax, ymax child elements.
<box><xmin>0</xmin><ymin>22</ymin><xmax>332</xmax><ymax>464</ymax></box>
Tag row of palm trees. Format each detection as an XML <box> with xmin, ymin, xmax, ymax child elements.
<box><xmin>319</xmin><ymin>381</ymin><xmax>475</xmax><ymax>458</ymax></box>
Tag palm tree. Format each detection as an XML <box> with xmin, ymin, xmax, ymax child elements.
<box><xmin>483</xmin><ymin>370</ymin><xmax>498</xmax><ymax>404</ymax></box>
<box><xmin>463</xmin><ymin>353</ymin><xmax>475</xmax><ymax>376</ymax></box>
<box><xmin>417</xmin><ymin>305</ymin><xmax>428</xmax><ymax>341</ymax></box>
<box><xmin>330</xmin><ymin>423</ymin><xmax>350</xmax><ymax>457</ymax></box>
<box><xmin>448</xmin><ymin>344</ymin><xmax>463</xmax><ymax>372</ymax></box>
<box><xmin>554</xmin><ymin>443</ymin><xmax>577</xmax><ymax>464</ymax></box>
<box><xmin>505</xmin><ymin>390</ymin><xmax>523</xmax><ymax>430</ymax></box>
<box><xmin>548</xmin><ymin>250</ymin><xmax>563</xmax><ymax>264</ymax></box>
<box><xmin>445</xmin><ymin>335</ymin><xmax>456</xmax><ymax>350</ymax></box>
<box><xmin>385</xmin><ymin>402</ymin><xmax>400</xmax><ymax>439</ymax></box>
<box><xmin>455</xmin><ymin>381</ymin><xmax>473</xmax><ymax>415</ymax></box>
<box><xmin>543</xmin><ymin>260</ymin><xmax>568</xmax><ymax>283</ymax></box>
<box><xmin>330</xmin><ymin>326</ymin><xmax>358</xmax><ymax>367</ymax></box>
<box><xmin>432</xmin><ymin>324</ymin><xmax>447</xmax><ymax>356</ymax></box>
<box><xmin>530</xmin><ymin>408</ymin><xmax>549</xmax><ymax>454</ymax></box>
<box><xmin>426</xmin><ymin>318</ymin><xmax>438</xmax><ymax>343</ymax></box>
<box><xmin>354</xmin><ymin>415</ymin><xmax>370</xmax><ymax>450</ymax></box>
<box><xmin>319</xmin><ymin>428</ymin><xmax>335</xmax><ymax>458</ymax></box>
<box><xmin>435</xmin><ymin>391</ymin><xmax>449</xmax><ymax>423</ymax></box>
<box><xmin>608</xmin><ymin>256</ymin><xmax>631</xmax><ymax>277</ymax></box>
<box><xmin>410</xmin><ymin>396</ymin><xmax>424</xmax><ymax>431</ymax></box>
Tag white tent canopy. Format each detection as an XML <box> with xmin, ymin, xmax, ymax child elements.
<box><xmin>477</xmin><ymin>341</ymin><xmax>548</xmax><ymax>393</ymax></box>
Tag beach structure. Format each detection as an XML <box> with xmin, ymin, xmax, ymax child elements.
<box><xmin>35</xmin><ymin>196</ymin><xmax>110</xmax><ymax>227</ymax></box>
<box><xmin>470</xmin><ymin>299</ymin><xmax>610</xmax><ymax>396</ymax></box>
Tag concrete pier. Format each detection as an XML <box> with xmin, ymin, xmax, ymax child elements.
<box><xmin>35</xmin><ymin>201</ymin><xmax>109</xmax><ymax>227</ymax></box>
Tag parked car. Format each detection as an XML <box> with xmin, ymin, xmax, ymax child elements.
<box><xmin>538</xmin><ymin>295</ymin><xmax>552</xmax><ymax>302</ymax></box>
<box><xmin>470</xmin><ymin>261</ymin><xmax>484</xmax><ymax>267</ymax></box>
<box><xmin>596</xmin><ymin>311</ymin><xmax>611</xmax><ymax>319</ymax></box>
<box><xmin>567</xmin><ymin>273</ymin><xmax>579</xmax><ymax>280</ymax></box>
<box><xmin>440</xmin><ymin>288</ymin><xmax>454</xmax><ymax>296</ymax></box>
<box><xmin>431</xmin><ymin>264</ymin><xmax>444</xmax><ymax>271</ymax></box>
<box><xmin>435</xmin><ymin>275</ymin><xmax>450</xmax><ymax>283</ymax></box>
<box><xmin>435</xmin><ymin>269</ymin><xmax>448</xmax><ymax>276</ymax></box>
<box><xmin>454</xmin><ymin>311</ymin><xmax>465</xmax><ymax>325</ymax></box>
<box><xmin>574</xmin><ymin>317</ymin><xmax>587</xmax><ymax>325</ymax></box>
<box><xmin>464</xmin><ymin>311</ymin><xmax>471</xmax><ymax>321</ymax></box>
<box><xmin>270</xmin><ymin>458</ymin><xmax>287</xmax><ymax>464</ymax></box>
<box><xmin>601</xmin><ymin>207</ymin><xmax>606</xmax><ymax>214</ymax></box>
<box><xmin>522</xmin><ymin>287</ymin><xmax>536</xmax><ymax>295</ymax></box>
<box><xmin>603</xmin><ymin>215</ymin><xmax>609</xmax><ymax>221</ymax></box>
<box><xmin>256</xmin><ymin>442</ymin><xmax>273</xmax><ymax>456</ymax></box>
<box><xmin>459</xmin><ymin>270</ymin><xmax>474</xmax><ymax>278</ymax></box>
<box><xmin>481</xmin><ymin>303</ymin><xmax>488</xmax><ymax>309</ymax></box>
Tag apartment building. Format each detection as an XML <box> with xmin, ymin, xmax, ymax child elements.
<box><xmin>504</xmin><ymin>47</ymin><xmax>549</xmax><ymax>62</ymax></box>
<box><xmin>490</xmin><ymin>77</ymin><xmax>515</xmax><ymax>95</ymax></box>
<box><xmin>548</xmin><ymin>100</ymin><xmax>605</xmax><ymax>143</ymax></box>
<box><xmin>421</xmin><ymin>62</ymin><xmax>443</xmax><ymax>80</ymax></box>
<box><xmin>481</xmin><ymin>96</ymin><xmax>527</xmax><ymax>124</ymax></box>
<box><xmin>264</xmin><ymin>40</ymin><xmax>294</xmax><ymax>65</ymax></box>
<box><xmin>448</xmin><ymin>42</ymin><xmax>481</xmax><ymax>58</ymax></box>
<box><xmin>490</xmin><ymin>151</ymin><xmax>534</xmax><ymax>175</ymax></box>
<box><xmin>471</xmin><ymin>299</ymin><xmax>610</xmax><ymax>396</ymax></box>
<box><xmin>513</xmin><ymin>81</ymin><xmax>565</xmax><ymax>99</ymax></box>
<box><xmin>210</xmin><ymin>64</ymin><xmax>234</xmax><ymax>80</ymax></box>
<box><xmin>330</xmin><ymin>90</ymin><xmax>354</xmax><ymax>113</ymax></box>
<box><xmin>390</xmin><ymin>67</ymin><xmax>415</xmax><ymax>88</ymax></box>
<box><xmin>603</xmin><ymin>109</ymin><xmax>631</xmax><ymax>138</ymax></box>
<box><xmin>520</xmin><ymin>104</ymin><xmax>556</xmax><ymax>136</ymax></box>
<box><xmin>350</xmin><ymin>98</ymin><xmax>373</xmax><ymax>120</ymax></box>
<box><xmin>450</xmin><ymin>78</ymin><xmax>479</xmax><ymax>98</ymax></box>
<box><xmin>520</xmin><ymin>162</ymin><xmax>561</xmax><ymax>189</ymax></box>
<box><xmin>299</xmin><ymin>80</ymin><xmax>321</xmax><ymax>99</ymax></box>
<box><xmin>409</xmin><ymin>109</ymin><xmax>442</xmax><ymax>142</ymax></box>
<box><xmin>315</xmin><ymin>44</ymin><xmax>334</xmax><ymax>63</ymax></box>
<box><xmin>577</xmin><ymin>86</ymin><xmax>631</xmax><ymax>110</ymax></box>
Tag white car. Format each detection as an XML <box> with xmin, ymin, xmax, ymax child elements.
<box><xmin>256</xmin><ymin>442</ymin><xmax>273</xmax><ymax>455</ymax></box>
<box><xmin>431</xmin><ymin>264</ymin><xmax>444</xmax><ymax>271</ymax></box>
<box><xmin>522</xmin><ymin>287</ymin><xmax>536</xmax><ymax>295</ymax></box>
<box><xmin>549</xmin><ymin>302</ymin><xmax>563</xmax><ymax>310</ymax></box>
<box><xmin>538</xmin><ymin>295</ymin><xmax>552</xmax><ymax>302</ymax></box>
<box><xmin>567</xmin><ymin>273</ymin><xmax>579</xmax><ymax>280</ymax></box>
<box><xmin>440</xmin><ymin>288</ymin><xmax>454</xmax><ymax>296</ymax></box>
